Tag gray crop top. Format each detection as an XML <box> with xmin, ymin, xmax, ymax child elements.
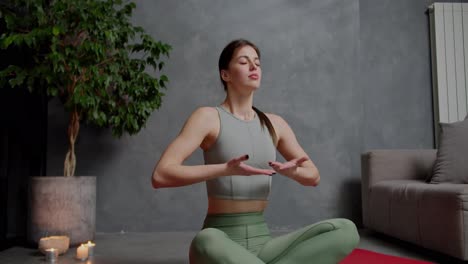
<box><xmin>203</xmin><ymin>106</ymin><xmax>276</xmax><ymax>200</ymax></box>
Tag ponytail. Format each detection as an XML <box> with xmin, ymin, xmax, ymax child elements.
<box><xmin>252</xmin><ymin>106</ymin><xmax>277</xmax><ymax>145</ymax></box>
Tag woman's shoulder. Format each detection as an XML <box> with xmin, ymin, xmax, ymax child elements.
<box><xmin>265</xmin><ymin>112</ymin><xmax>286</xmax><ymax>125</ymax></box>
<box><xmin>188</xmin><ymin>106</ymin><xmax>219</xmax><ymax>122</ymax></box>
<box><xmin>180</xmin><ymin>106</ymin><xmax>219</xmax><ymax>136</ymax></box>
<box><xmin>193</xmin><ymin>106</ymin><xmax>218</xmax><ymax>115</ymax></box>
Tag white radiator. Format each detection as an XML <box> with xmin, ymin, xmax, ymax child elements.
<box><xmin>429</xmin><ymin>3</ymin><xmax>468</xmax><ymax>145</ymax></box>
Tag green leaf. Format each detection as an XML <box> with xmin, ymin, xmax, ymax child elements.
<box><xmin>52</xmin><ymin>26</ymin><xmax>60</xmax><ymax>36</ymax></box>
<box><xmin>2</xmin><ymin>0</ymin><xmax>171</xmax><ymax>139</ymax></box>
<box><xmin>2</xmin><ymin>35</ymin><xmax>15</xmax><ymax>49</ymax></box>
<box><xmin>158</xmin><ymin>61</ymin><xmax>165</xmax><ymax>70</ymax></box>
<box><xmin>160</xmin><ymin>75</ymin><xmax>168</xmax><ymax>82</ymax></box>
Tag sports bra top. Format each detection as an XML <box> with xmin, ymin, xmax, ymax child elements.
<box><xmin>203</xmin><ymin>106</ymin><xmax>276</xmax><ymax>200</ymax></box>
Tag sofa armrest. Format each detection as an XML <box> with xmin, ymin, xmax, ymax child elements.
<box><xmin>361</xmin><ymin>149</ymin><xmax>437</xmax><ymax>188</ymax></box>
<box><xmin>361</xmin><ymin>149</ymin><xmax>437</xmax><ymax>227</ymax></box>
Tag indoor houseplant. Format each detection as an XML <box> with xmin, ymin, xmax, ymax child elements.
<box><xmin>0</xmin><ymin>0</ymin><xmax>171</xmax><ymax>245</ymax></box>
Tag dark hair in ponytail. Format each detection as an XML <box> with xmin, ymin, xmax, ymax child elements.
<box><xmin>218</xmin><ymin>39</ymin><xmax>278</xmax><ymax>144</ymax></box>
<box><xmin>252</xmin><ymin>106</ymin><xmax>278</xmax><ymax>145</ymax></box>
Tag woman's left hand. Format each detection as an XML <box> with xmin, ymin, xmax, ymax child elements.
<box><xmin>268</xmin><ymin>157</ymin><xmax>309</xmax><ymax>177</ymax></box>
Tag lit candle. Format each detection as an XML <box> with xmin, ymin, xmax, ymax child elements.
<box><xmin>45</xmin><ymin>248</ymin><xmax>58</xmax><ymax>263</ymax></box>
<box><xmin>85</xmin><ymin>241</ymin><xmax>96</xmax><ymax>257</ymax></box>
<box><xmin>76</xmin><ymin>244</ymin><xmax>88</xmax><ymax>260</ymax></box>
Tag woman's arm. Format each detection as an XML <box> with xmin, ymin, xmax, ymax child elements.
<box><xmin>152</xmin><ymin>107</ymin><xmax>223</xmax><ymax>188</ymax></box>
<box><xmin>152</xmin><ymin>107</ymin><xmax>275</xmax><ymax>189</ymax></box>
<box><xmin>267</xmin><ymin>113</ymin><xmax>320</xmax><ymax>186</ymax></box>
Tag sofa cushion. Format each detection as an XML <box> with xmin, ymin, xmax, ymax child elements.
<box><xmin>430</xmin><ymin>115</ymin><xmax>468</xmax><ymax>184</ymax></box>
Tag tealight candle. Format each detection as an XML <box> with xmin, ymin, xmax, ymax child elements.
<box><xmin>85</xmin><ymin>241</ymin><xmax>96</xmax><ymax>257</ymax></box>
<box><xmin>45</xmin><ymin>248</ymin><xmax>58</xmax><ymax>263</ymax></box>
<box><xmin>76</xmin><ymin>244</ymin><xmax>88</xmax><ymax>261</ymax></box>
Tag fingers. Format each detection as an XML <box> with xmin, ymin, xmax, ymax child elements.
<box><xmin>268</xmin><ymin>161</ymin><xmax>282</xmax><ymax>167</ymax></box>
<box><xmin>268</xmin><ymin>157</ymin><xmax>308</xmax><ymax>170</ymax></box>
<box><xmin>256</xmin><ymin>169</ymin><xmax>276</xmax><ymax>176</ymax></box>
<box><xmin>240</xmin><ymin>164</ymin><xmax>276</xmax><ymax>176</ymax></box>
<box><xmin>227</xmin><ymin>154</ymin><xmax>249</xmax><ymax>167</ymax></box>
<box><xmin>227</xmin><ymin>155</ymin><xmax>275</xmax><ymax>176</ymax></box>
<box><xmin>268</xmin><ymin>161</ymin><xmax>283</xmax><ymax>170</ymax></box>
<box><xmin>268</xmin><ymin>161</ymin><xmax>295</xmax><ymax>170</ymax></box>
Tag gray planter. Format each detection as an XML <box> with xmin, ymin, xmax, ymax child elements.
<box><xmin>27</xmin><ymin>176</ymin><xmax>96</xmax><ymax>246</ymax></box>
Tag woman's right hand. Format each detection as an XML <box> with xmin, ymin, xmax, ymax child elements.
<box><xmin>226</xmin><ymin>154</ymin><xmax>276</xmax><ymax>176</ymax></box>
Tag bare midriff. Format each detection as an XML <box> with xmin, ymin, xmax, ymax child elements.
<box><xmin>207</xmin><ymin>197</ymin><xmax>268</xmax><ymax>215</ymax></box>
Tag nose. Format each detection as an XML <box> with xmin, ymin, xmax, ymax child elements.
<box><xmin>249</xmin><ymin>61</ymin><xmax>257</xmax><ymax>71</ymax></box>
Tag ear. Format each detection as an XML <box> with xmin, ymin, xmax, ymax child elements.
<box><xmin>221</xmin><ymin>70</ymin><xmax>230</xmax><ymax>82</ymax></box>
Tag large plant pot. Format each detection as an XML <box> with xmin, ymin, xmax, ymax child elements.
<box><xmin>27</xmin><ymin>176</ymin><xmax>96</xmax><ymax>246</ymax></box>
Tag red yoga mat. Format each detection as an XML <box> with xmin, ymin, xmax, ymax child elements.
<box><xmin>340</xmin><ymin>249</ymin><xmax>435</xmax><ymax>264</ymax></box>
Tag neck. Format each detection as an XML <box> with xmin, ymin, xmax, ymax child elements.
<box><xmin>221</xmin><ymin>92</ymin><xmax>255</xmax><ymax>121</ymax></box>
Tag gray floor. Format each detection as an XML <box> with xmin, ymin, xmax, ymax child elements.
<box><xmin>0</xmin><ymin>229</ymin><xmax>465</xmax><ymax>264</ymax></box>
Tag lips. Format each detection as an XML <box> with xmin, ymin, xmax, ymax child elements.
<box><xmin>249</xmin><ymin>74</ymin><xmax>259</xmax><ymax>80</ymax></box>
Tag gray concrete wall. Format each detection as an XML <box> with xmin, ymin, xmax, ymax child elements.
<box><xmin>47</xmin><ymin>0</ymin><xmax>463</xmax><ymax>232</ymax></box>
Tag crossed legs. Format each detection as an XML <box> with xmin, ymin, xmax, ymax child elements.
<box><xmin>190</xmin><ymin>218</ymin><xmax>359</xmax><ymax>264</ymax></box>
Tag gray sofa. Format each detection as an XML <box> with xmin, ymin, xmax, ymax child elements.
<box><xmin>361</xmin><ymin>149</ymin><xmax>468</xmax><ymax>260</ymax></box>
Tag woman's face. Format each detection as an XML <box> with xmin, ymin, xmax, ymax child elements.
<box><xmin>222</xmin><ymin>45</ymin><xmax>261</xmax><ymax>91</ymax></box>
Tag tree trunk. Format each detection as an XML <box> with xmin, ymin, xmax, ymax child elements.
<box><xmin>64</xmin><ymin>109</ymin><xmax>80</xmax><ymax>177</ymax></box>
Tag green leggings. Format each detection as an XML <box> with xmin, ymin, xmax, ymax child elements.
<box><xmin>189</xmin><ymin>212</ymin><xmax>359</xmax><ymax>264</ymax></box>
